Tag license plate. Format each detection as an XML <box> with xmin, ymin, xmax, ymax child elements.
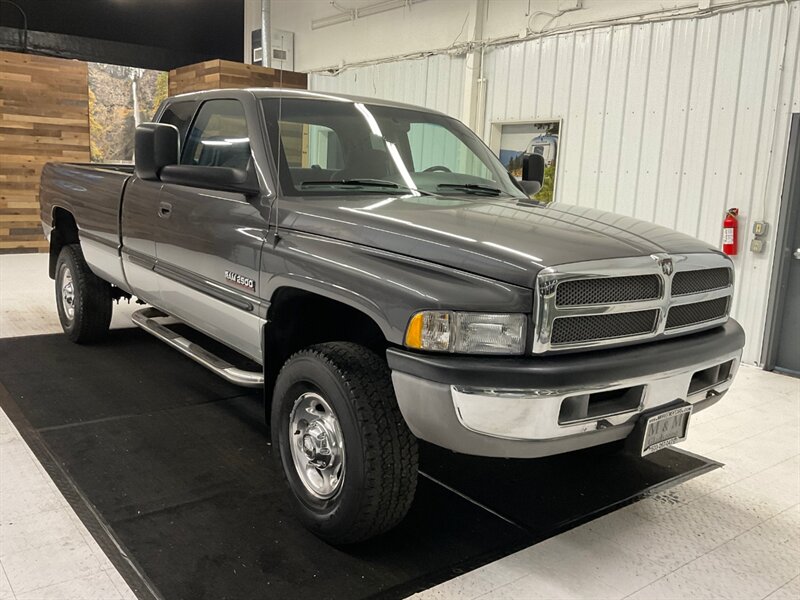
<box><xmin>640</xmin><ymin>405</ymin><xmax>692</xmax><ymax>456</ymax></box>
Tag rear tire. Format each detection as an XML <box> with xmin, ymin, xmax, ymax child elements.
<box><xmin>55</xmin><ymin>244</ymin><xmax>112</xmax><ymax>343</ymax></box>
<box><xmin>272</xmin><ymin>342</ymin><xmax>418</xmax><ymax>544</ymax></box>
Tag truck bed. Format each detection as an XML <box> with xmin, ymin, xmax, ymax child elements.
<box><xmin>39</xmin><ymin>162</ymin><xmax>134</xmax><ymax>288</ymax></box>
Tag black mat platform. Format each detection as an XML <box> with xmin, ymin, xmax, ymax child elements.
<box><xmin>0</xmin><ymin>329</ymin><xmax>719</xmax><ymax>600</ymax></box>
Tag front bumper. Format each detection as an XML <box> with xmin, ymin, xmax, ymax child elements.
<box><xmin>387</xmin><ymin>319</ymin><xmax>745</xmax><ymax>458</ymax></box>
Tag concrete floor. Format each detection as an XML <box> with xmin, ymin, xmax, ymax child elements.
<box><xmin>1</xmin><ymin>254</ymin><xmax>136</xmax><ymax>599</ymax></box>
<box><xmin>1</xmin><ymin>253</ymin><xmax>798</xmax><ymax>599</ymax></box>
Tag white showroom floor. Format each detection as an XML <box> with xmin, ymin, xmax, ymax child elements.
<box><xmin>1</xmin><ymin>253</ymin><xmax>798</xmax><ymax>600</ymax></box>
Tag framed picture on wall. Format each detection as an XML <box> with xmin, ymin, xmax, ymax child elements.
<box><xmin>488</xmin><ymin>120</ymin><xmax>562</xmax><ymax>203</ymax></box>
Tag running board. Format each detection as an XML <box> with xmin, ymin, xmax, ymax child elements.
<box><xmin>131</xmin><ymin>307</ymin><xmax>264</xmax><ymax>388</ymax></box>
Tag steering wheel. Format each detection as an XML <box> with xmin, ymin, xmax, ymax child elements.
<box><xmin>423</xmin><ymin>165</ymin><xmax>452</xmax><ymax>173</ymax></box>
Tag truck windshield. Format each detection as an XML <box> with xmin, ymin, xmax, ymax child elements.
<box><xmin>262</xmin><ymin>97</ymin><xmax>526</xmax><ymax>199</ymax></box>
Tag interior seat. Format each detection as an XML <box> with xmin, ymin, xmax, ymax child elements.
<box><xmin>332</xmin><ymin>148</ymin><xmax>390</xmax><ymax>181</ymax></box>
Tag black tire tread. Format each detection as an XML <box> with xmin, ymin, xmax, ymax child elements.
<box><xmin>278</xmin><ymin>342</ymin><xmax>418</xmax><ymax>543</ymax></box>
<box><xmin>57</xmin><ymin>244</ymin><xmax>112</xmax><ymax>343</ymax></box>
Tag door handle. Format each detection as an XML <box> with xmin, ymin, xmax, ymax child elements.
<box><xmin>158</xmin><ymin>202</ymin><xmax>172</xmax><ymax>218</ymax></box>
<box><xmin>793</xmin><ymin>248</ymin><xmax>800</xmax><ymax>260</ymax></box>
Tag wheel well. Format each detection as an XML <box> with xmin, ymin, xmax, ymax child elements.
<box><xmin>263</xmin><ymin>288</ymin><xmax>389</xmax><ymax>403</ymax></box>
<box><xmin>49</xmin><ymin>208</ymin><xmax>79</xmax><ymax>279</ymax></box>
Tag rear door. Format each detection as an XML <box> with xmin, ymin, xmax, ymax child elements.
<box><xmin>154</xmin><ymin>98</ymin><xmax>270</xmax><ymax>362</ymax></box>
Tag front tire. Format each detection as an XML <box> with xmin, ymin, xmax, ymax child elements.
<box><xmin>55</xmin><ymin>244</ymin><xmax>112</xmax><ymax>343</ymax></box>
<box><xmin>272</xmin><ymin>342</ymin><xmax>418</xmax><ymax>544</ymax></box>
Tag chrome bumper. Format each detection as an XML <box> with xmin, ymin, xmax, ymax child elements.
<box><xmin>450</xmin><ymin>350</ymin><xmax>740</xmax><ymax>442</ymax></box>
<box><xmin>389</xmin><ymin>320</ymin><xmax>745</xmax><ymax>458</ymax></box>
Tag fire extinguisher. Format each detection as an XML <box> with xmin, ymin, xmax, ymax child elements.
<box><xmin>722</xmin><ymin>208</ymin><xmax>739</xmax><ymax>256</ymax></box>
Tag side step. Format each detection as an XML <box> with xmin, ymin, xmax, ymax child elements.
<box><xmin>132</xmin><ymin>307</ymin><xmax>264</xmax><ymax>388</ymax></box>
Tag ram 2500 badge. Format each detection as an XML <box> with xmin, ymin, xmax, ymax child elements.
<box><xmin>39</xmin><ymin>89</ymin><xmax>745</xmax><ymax>544</ymax></box>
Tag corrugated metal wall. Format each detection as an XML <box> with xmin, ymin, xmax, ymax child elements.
<box><xmin>310</xmin><ymin>53</ymin><xmax>466</xmax><ymax>117</ymax></box>
<box><xmin>310</xmin><ymin>1</ymin><xmax>800</xmax><ymax>364</ymax></box>
<box><xmin>483</xmin><ymin>1</ymin><xmax>800</xmax><ymax>364</ymax></box>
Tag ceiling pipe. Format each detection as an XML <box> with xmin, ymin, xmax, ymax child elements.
<box><xmin>312</xmin><ymin>0</ymin><xmax>428</xmax><ymax>31</ymax></box>
<box><xmin>261</xmin><ymin>0</ymin><xmax>271</xmax><ymax>68</ymax></box>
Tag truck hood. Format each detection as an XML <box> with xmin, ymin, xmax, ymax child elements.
<box><xmin>281</xmin><ymin>195</ymin><xmax>719</xmax><ymax>288</ymax></box>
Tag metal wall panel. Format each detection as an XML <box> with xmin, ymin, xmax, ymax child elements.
<box><xmin>309</xmin><ymin>54</ymin><xmax>466</xmax><ymax>117</ymax></box>
<box><xmin>310</xmin><ymin>2</ymin><xmax>800</xmax><ymax>365</ymax></box>
<box><xmin>485</xmin><ymin>1</ymin><xmax>800</xmax><ymax>365</ymax></box>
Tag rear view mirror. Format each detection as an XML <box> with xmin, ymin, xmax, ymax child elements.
<box><xmin>520</xmin><ymin>152</ymin><xmax>546</xmax><ymax>196</ymax></box>
<box><xmin>135</xmin><ymin>123</ymin><xmax>179</xmax><ymax>180</ymax></box>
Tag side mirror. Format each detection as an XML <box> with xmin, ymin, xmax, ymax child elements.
<box><xmin>520</xmin><ymin>152</ymin><xmax>546</xmax><ymax>196</ymax></box>
<box><xmin>135</xmin><ymin>123</ymin><xmax>179</xmax><ymax>180</ymax></box>
<box><xmin>159</xmin><ymin>165</ymin><xmax>260</xmax><ymax>196</ymax></box>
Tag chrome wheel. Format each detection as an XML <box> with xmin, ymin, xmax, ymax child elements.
<box><xmin>61</xmin><ymin>266</ymin><xmax>75</xmax><ymax>321</ymax></box>
<box><xmin>288</xmin><ymin>392</ymin><xmax>345</xmax><ymax>499</ymax></box>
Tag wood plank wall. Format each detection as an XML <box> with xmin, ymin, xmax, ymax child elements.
<box><xmin>0</xmin><ymin>53</ymin><xmax>308</xmax><ymax>254</ymax></box>
<box><xmin>0</xmin><ymin>51</ymin><xmax>90</xmax><ymax>254</ymax></box>
<box><xmin>169</xmin><ymin>59</ymin><xmax>307</xmax><ymax>95</ymax></box>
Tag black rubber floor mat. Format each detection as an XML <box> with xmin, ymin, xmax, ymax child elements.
<box><xmin>0</xmin><ymin>330</ymin><xmax>718</xmax><ymax>600</ymax></box>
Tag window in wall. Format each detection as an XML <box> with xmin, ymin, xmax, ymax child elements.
<box><xmin>182</xmin><ymin>99</ymin><xmax>251</xmax><ymax>170</ymax></box>
<box><xmin>493</xmin><ymin>120</ymin><xmax>560</xmax><ymax>203</ymax></box>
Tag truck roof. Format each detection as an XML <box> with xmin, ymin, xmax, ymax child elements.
<box><xmin>169</xmin><ymin>87</ymin><xmax>449</xmax><ymax>117</ymax></box>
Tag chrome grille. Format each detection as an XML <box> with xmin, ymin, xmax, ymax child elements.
<box><xmin>534</xmin><ymin>254</ymin><xmax>734</xmax><ymax>353</ymax></box>
<box><xmin>672</xmin><ymin>268</ymin><xmax>732</xmax><ymax>296</ymax></box>
<box><xmin>551</xmin><ymin>310</ymin><xmax>659</xmax><ymax>345</ymax></box>
<box><xmin>666</xmin><ymin>297</ymin><xmax>730</xmax><ymax>330</ymax></box>
<box><xmin>555</xmin><ymin>275</ymin><xmax>661</xmax><ymax>306</ymax></box>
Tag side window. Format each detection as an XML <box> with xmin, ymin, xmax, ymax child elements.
<box><xmin>408</xmin><ymin>122</ymin><xmax>491</xmax><ymax>179</ymax></box>
<box><xmin>159</xmin><ymin>101</ymin><xmax>197</xmax><ymax>148</ymax></box>
<box><xmin>182</xmin><ymin>100</ymin><xmax>251</xmax><ymax>170</ymax></box>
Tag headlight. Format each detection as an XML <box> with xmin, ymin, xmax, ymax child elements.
<box><xmin>405</xmin><ymin>311</ymin><xmax>527</xmax><ymax>355</ymax></box>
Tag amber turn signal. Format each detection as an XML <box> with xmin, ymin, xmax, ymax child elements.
<box><xmin>405</xmin><ymin>312</ymin><xmax>424</xmax><ymax>348</ymax></box>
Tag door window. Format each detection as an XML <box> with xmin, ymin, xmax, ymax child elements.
<box><xmin>159</xmin><ymin>101</ymin><xmax>198</xmax><ymax>148</ymax></box>
<box><xmin>182</xmin><ymin>100</ymin><xmax>251</xmax><ymax>170</ymax></box>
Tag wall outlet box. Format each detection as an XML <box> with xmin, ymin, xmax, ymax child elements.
<box><xmin>752</xmin><ymin>221</ymin><xmax>768</xmax><ymax>236</ymax></box>
<box><xmin>750</xmin><ymin>238</ymin><xmax>765</xmax><ymax>253</ymax></box>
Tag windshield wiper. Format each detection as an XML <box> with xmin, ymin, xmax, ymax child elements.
<box><xmin>300</xmin><ymin>179</ymin><xmax>433</xmax><ymax>196</ymax></box>
<box><xmin>436</xmin><ymin>183</ymin><xmax>503</xmax><ymax>196</ymax></box>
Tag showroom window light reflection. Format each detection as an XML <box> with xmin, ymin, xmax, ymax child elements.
<box><xmin>354</xmin><ymin>102</ymin><xmax>382</xmax><ymax>136</ymax></box>
<box><xmin>481</xmin><ymin>241</ymin><xmax>544</xmax><ymax>266</ymax></box>
<box><xmin>200</xmin><ymin>137</ymin><xmax>250</xmax><ymax>147</ymax></box>
<box><xmin>339</xmin><ymin>206</ymin><xmax>476</xmax><ymax>243</ymax></box>
<box><xmin>286</xmin><ymin>248</ymin><xmax>436</xmax><ymax>300</ymax></box>
<box><xmin>353</xmin><ymin>102</ymin><xmax>421</xmax><ymax>196</ymax></box>
<box><xmin>288</xmin><ymin>245</ymin><xmax>382</xmax><ymax>280</ymax></box>
<box><xmin>385</xmin><ymin>142</ymin><xmax>419</xmax><ymax>193</ymax></box>
<box><xmin>361</xmin><ymin>198</ymin><xmax>396</xmax><ymax>211</ymax></box>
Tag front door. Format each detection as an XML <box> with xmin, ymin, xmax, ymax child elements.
<box><xmin>154</xmin><ymin>98</ymin><xmax>269</xmax><ymax>363</ymax></box>
<box><xmin>120</xmin><ymin>177</ymin><xmax>163</xmax><ymax>303</ymax></box>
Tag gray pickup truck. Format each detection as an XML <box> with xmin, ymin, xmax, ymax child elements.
<box><xmin>39</xmin><ymin>89</ymin><xmax>745</xmax><ymax>544</ymax></box>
